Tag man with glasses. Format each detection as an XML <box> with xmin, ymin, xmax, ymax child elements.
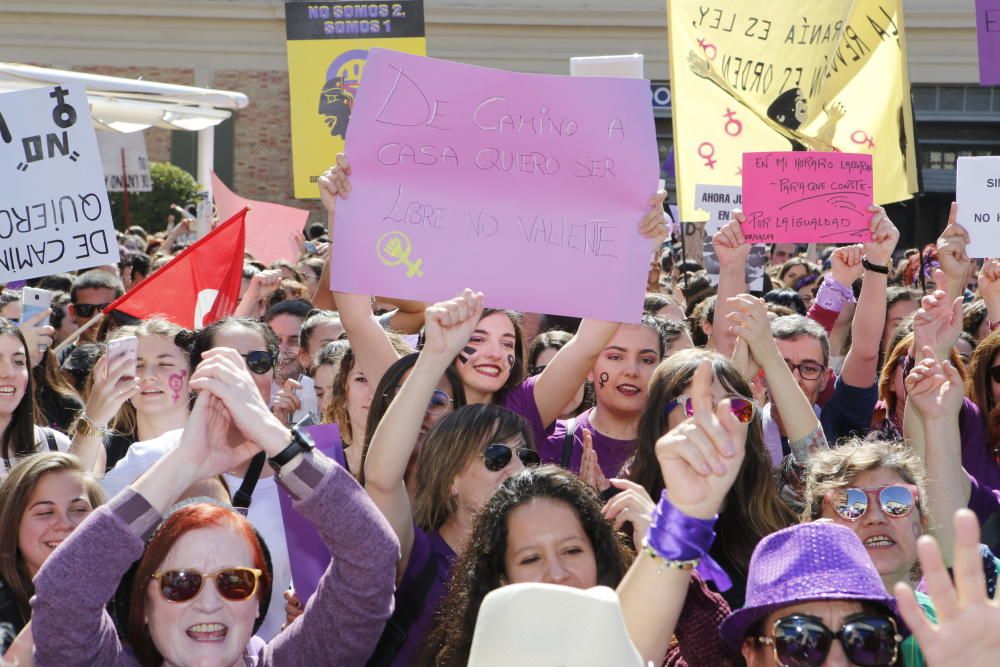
<box><xmin>67</xmin><ymin>269</ymin><xmax>123</xmax><ymax>341</ymax></box>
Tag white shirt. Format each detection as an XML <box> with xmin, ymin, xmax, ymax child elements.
<box><xmin>100</xmin><ymin>429</ymin><xmax>291</xmax><ymax>642</ymax></box>
<box><xmin>0</xmin><ymin>426</ymin><xmax>71</xmax><ymax>481</ymax></box>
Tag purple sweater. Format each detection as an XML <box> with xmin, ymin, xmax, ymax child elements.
<box><xmin>31</xmin><ymin>452</ymin><xmax>399</xmax><ymax>667</ymax></box>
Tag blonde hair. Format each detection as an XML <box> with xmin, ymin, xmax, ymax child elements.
<box><xmin>803</xmin><ymin>437</ymin><xmax>928</xmax><ymax>523</ymax></box>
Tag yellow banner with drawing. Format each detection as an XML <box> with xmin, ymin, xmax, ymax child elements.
<box><xmin>666</xmin><ymin>0</ymin><xmax>919</xmax><ymax>222</ymax></box>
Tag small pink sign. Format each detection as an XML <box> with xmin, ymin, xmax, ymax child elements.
<box><xmin>741</xmin><ymin>152</ymin><xmax>873</xmax><ymax>243</ymax></box>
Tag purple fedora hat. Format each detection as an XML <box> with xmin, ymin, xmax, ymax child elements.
<box><xmin>719</xmin><ymin>522</ymin><xmax>899</xmax><ymax>650</ymax></box>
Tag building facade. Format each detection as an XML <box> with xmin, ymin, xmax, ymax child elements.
<box><xmin>0</xmin><ymin>0</ymin><xmax>995</xmax><ymax>244</ymax></box>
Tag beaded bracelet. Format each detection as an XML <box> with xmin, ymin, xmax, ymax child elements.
<box><xmin>642</xmin><ymin>537</ymin><xmax>700</xmax><ymax>574</ymax></box>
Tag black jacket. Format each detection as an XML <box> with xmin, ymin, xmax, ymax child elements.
<box><xmin>0</xmin><ymin>575</ymin><xmax>25</xmax><ymax>653</ymax></box>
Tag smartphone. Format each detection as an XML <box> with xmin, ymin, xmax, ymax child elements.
<box><xmin>304</xmin><ymin>241</ymin><xmax>317</xmax><ymax>254</ymax></box>
<box><xmin>19</xmin><ymin>288</ymin><xmax>52</xmax><ymax>347</ymax></box>
<box><xmin>106</xmin><ymin>335</ymin><xmax>139</xmax><ymax>380</ymax></box>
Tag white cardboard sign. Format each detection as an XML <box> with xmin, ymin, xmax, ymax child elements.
<box><xmin>694</xmin><ymin>183</ymin><xmax>765</xmax><ymax>290</ymax></box>
<box><xmin>97</xmin><ymin>129</ymin><xmax>152</xmax><ymax>193</ymax></box>
<box><xmin>0</xmin><ymin>83</ymin><xmax>119</xmax><ymax>282</ymax></box>
<box><xmin>958</xmin><ymin>156</ymin><xmax>1000</xmax><ymax>258</ymax></box>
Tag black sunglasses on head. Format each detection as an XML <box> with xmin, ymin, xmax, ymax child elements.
<box><xmin>482</xmin><ymin>443</ymin><xmax>540</xmax><ymax>472</ymax></box>
<box><xmin>241</xmin><ymin>350</ymin><xmax>276</xmax><ymax>375</ymax></box>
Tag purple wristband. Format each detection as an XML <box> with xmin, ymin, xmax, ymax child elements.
<box><xmin>647</xmin><ymin>491</ymin><xmax>733</xmax><ymax>591</ymax></box>
<box><xmin>815</xmin><ymin>275</ymin><xmax>856</xmax><ymax>312</ymax></box>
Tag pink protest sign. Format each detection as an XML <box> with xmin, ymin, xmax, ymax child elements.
<box><xmin>330</xmin><ymin>48</ymin><xmax>659</xmax><ymax>323</ymax></box>
<box><xmin>740</xmin><ymin>152</ymin><xmax>873</xmax><ymax>244</ymax></box>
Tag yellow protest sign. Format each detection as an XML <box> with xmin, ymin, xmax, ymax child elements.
<box><xmin>285</xmin><ymin>1</ymin><xmax>426</xmax><ymax>199</ymax></box>
<box><xmin>666</xmin><ymin>1</ymin><xmax>918</xmax><ymax>221</ymax></box>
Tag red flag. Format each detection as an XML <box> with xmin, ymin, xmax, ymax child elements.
<box><xmin>212</xmin><ymin>173</ymin><xmax>308</xmax><ymax>265</ymax></box>
<box><xmin>103</xmin><ymin>208</ymin><xmax>247</xmax><ymax>329</ymax></box>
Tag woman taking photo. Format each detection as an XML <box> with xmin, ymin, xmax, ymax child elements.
<box><xmin>0</xmin><ymin>452</ymin><xmax>103</xmax><ymax>655</ymax></box>
<box><xmin>0</xmin><ymin>319</ymin><xmax>70</xmax><ymax>480</ymax></box>
<box><xmin>69</xmin><ymin>318</ymin><xmax>193</xmax><ymax>473</ymax></box>
<box><xmin>31</xmin><ymin>347</ymin><xmax>399</xmax><ymax>667</ymax></box>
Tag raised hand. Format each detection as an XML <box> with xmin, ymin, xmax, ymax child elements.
<box><xmin>188</xmin><ymin>347</ymin><xmax>289</xmax><ymax>455</ymax></box>
<box><xmin>18</xmin><ymin>309</ymin><xmax>54</xmax><ymax>368</ymax></box>
<box><xmin>830</xmin><ymin>244</ymin><xmax>864</xmax><ymax>286</ymax></box>
<box><xmin>317</xmin><ymin>153</ymin><xmax>351</xmax><ymax>217</ymax></box>
<box><xmin>895</xmin><ymin>510</ymin><xmax>1000</xmax><ymax>667</ymax></box>
<box><xmin>173</xmin><ymin>391</ymin><xmax>257</xmax><ymax>481</ymax></box>
<box><xmin>979</xmin><ymin>259</ymin><xmax>1000</xmax><ymax>315</ymax></box>
<box><xmin>578</xmin><ymin>428</ymin><xmax>610</xmax><ymax>492</ymax></box>
<box><xmin>725</xmin><ymin>294</ymin><xmax>776</xmax><ymax>364</ymax></box>
<box><xmin>639</xmin><ymin>190</ymin><xmax>670</xmax><ymax>247</ymax></box>
<box><xmin>421</xmin><ymin>289</ymin><xmax>484</xmax><ymax>359</ymax></box>
<box><xmin>603</xmin><ymin>478</ymin><xmax>655</xmax><ymax>546</ymax></box>
<box><xmin>711</xmin><ymin>216</ymin><xmax>750</xmax><ymax>267</ymax></box>
<box><xmin>862</xmin><ymin>204</ymin><xmax>899</xmax><ymax>266</ymax></box>
<box><xmin>937</xmin><ymin>203</ymin><xmax>972</xmax><ymax>295</ymax></box>
<box><xmin>904</xmin><ymin>346</ymin><xmax>963</xmax><ymax>423</ymax></box>
<box><xmin>247</xmin><ymin>269</ymin><xmax>282</xmax><ymax>302</ymax></box>
<box><xmin>655</xmin><ymin>359</ymin><xmax>746</xmax><ymax>520</ymax></box>
<box><xmin>912</xmin><ymin>275</ymin><xmax>963</xmax><ymax>361</ymax></box>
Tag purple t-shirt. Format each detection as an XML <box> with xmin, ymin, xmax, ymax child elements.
<box><xmin>502</xmin><ymin>375</ymin><xmax>549</xmax><ymax>449</ymax></box>
<box><xmin>391</xmin><ymin>525</ymin><xmax>457</xmax><ymax>666</ymax></box>
<box><xmin>539</xmin><ymin>407</ymin><xmax>636</xmax><ymax>478</ymax></box>
<box><xmin>959</xmin><ymin>399</ymin><xmax>1000</xmax><ymax>491</ymax></box>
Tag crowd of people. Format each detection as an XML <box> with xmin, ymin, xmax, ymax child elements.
<box><xmin>1</xmin><ymin>154</ymin><xmax>1000</xmax><ymax>666</ymax></box>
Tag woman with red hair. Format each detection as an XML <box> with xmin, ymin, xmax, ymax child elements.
<box><xmin>29</xmin><ymin>347</ymin><xmax>399</xmax><ymax>666</ymax></box>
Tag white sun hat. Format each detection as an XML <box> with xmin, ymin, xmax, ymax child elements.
<box><xmin>467</xmin><ymin>583</ymin><xmax>646</xmax><ymax>667</ymax></box>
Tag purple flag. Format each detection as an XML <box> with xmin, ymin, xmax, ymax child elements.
<box><xmin>277</xmin><ymin>423</ymin><xmax>345</xmax><ymax>604</ymax></box>
<box><xmin>978</xmin><ymin>0</ymin><xmax>1000</xmax><ymax>85</ymax></box>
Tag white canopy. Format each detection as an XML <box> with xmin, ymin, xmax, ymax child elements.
<box><xmin>0</xmin><ymin>63</ymin><xmax>250</xmax><ymax>234</ymax></box>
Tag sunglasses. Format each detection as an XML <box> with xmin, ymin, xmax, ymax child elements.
<box><xmin>73</xmin><ymin>302</ymin><xmax>111</xmax><ymax>318</ymax></box>
<box><xmin>150</xmin><ymin>567</ymin><xmax>263</xmax><ymax>603</ymax></box>
<box><xmin>241</xmin><ymin>350</ymin><xmax>276</xmax><ymax>375</ymax></box>
<box><xmin>384</xmin><ymin>387</ymin><xmax>454</xmax><ymax>416</ymax></box>
<box><xmin>664</xmin><ymin>394</ymin><xmax>756</xmax><ymax>423</ymax></box>
<box><xmin>989</xmin><ymin>365</ymin><xmax>1000</xmax><ymax>384</ymax></box>
<box><xmin>826</xmin><ymin>484</ymin><xmax>919</xmax><ymax>521</ymax></box>
<box><xmin>482</xmin><ymin>443</ymin><xmax>540</xmax><ymax>472</ymax></box>
<box><xmin>754</xmin><ymin>613</ymin><xmax>901</xmax><ymax>667</ymax></box>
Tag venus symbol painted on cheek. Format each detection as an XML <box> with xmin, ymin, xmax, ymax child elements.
<box><xmin>168</xmin><ymin>370</ymin><xmax>188</xmax><ymax>403</ymax></box>
<box><xmin>599</xmin><ymin>372</ymin><xmax>609</xmax><ymax>389</ymax></box>
<box><xmin>506</xmin><ymin>354</ymin><xmax>515</xmax><ymax>370</ymax></box>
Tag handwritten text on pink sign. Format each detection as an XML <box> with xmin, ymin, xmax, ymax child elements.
<box><xmin>330</xmin><ymin>48</ymin><xmax>659</xmax><ymax>323</ymax></box>
<box><xmin>741</xmin><ymin>151</ymin><xmax>873</xmax><ymax>243</ymax></box>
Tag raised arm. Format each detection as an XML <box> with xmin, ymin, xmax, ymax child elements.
<box><xmin>364</xmin><ymin>290</ymin><xmax>483</xmax><ymax>573</ymax></box>
<box><xmin>382</xmin><ymin>297</ymin><xmax>427</xmax><ymax>334</ymax></box>
<box><xmin>936</xmin><ymin>203</ymin><xmax>972</xmax><ymax>304</ymax></box>
<box><xmin>839</xmin><ymin>206</ymin><xmax>898</xmax><ymax>387</ymax></box>
<box><xmin>68</xmin><ymin>351</ymin><xmax>139</xmax><ymax>475</ymax></box>
<box><xmin>978</xmin><ymin>259</ymin><xmax>1000</xmax><ymax>330</ymax></box>
<box><xmin>618</xmin><ymin>359</ymin><xmax>740</xmax><ymax>665</ymax></box>
<box><xmin>911</xmin><ymin>281</ymin><xmax>963</xmax><ymax>364</ymax></box>
<box><xmin>903</xmin><ymin>347</ymin><xmax>968</xmax><ymax>563</ymax></box>
<box><xmin>711</xmin><ymin>216</ymin><xmax>751</xmax><ymax>357</ymax></box>
<box><xmin>727</xmin><ymin>294</ymin><xmax>822</xmax><ymax>444</ymax></box>
<box><xmin>233</xmin><ymin>269</ymin><xmax>282</xmax><ymax>319</ymax></box>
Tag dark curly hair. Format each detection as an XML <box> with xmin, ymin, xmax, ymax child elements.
<box><xmin>419</xmin><ymin>465</ymin><xmax>631</xmax><ymax>666</ymax></box>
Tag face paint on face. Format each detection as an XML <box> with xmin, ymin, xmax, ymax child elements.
<box><xmin>458</xmin><ymin>346</ymin><xmax>476</xmax><ymax>364</ymax></box>
<box><xmin>598</xmin><ymin>372</ymin><xmax>609</xmax><ymax>389</ymax></box>
<box><xmin>168</xmin><ymin>370</ymin><xmax>188</xmax><ymax>404</ymax></box>
<box><xmin>507</xmin><ymin>354</ymin><xmax>515</xmax><ymax>370</ymax></box>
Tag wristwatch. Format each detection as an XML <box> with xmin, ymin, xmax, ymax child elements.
<box><xmin>74</xmin><ymin>411</ymin><xmax>109</xmax><ymax>439</ymax></box>
<box><xmin>268</xmin><ymin>426</ymin><xmax>316</xmax><ymax>471</ymax></box>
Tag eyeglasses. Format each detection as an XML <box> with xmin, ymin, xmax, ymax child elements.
<box><xmin>150</xmin><ymin>567</ymin><xmax>263</xmax><ymax>603</ymax></box>
<box><xmin>754</xmin><ymin>613</ymin><xmax>901</xmax><ymax>667</ymax></box>
<box><xmin>241</xmin><ymin>351</ymin><xmax>276</xmax><ymax>375</ymax></box>
<box><xmin>826</xmin><ymin>484</ymin><xmax>919</xmax><ymax>521</ymax></box>
<box><xmin>989</xmin><ymin>365</ymin><xmax>1000</xmax><ymax>384</ymax></box>
<box><xmin>73</xmin><ymin>302</ymin><xmax>111</xmax><ymax>318</ymax></box>
<box><xmin>383</xmin><ymin>388</ymin><xmax>454</xmax><ymax>416</ymax></box>
<box><xmin>664</xmin><ymin>394</ymin><xmax>756</xmax><ymax>423</ymax></box>
<box><xmin>482</xmin><ymin>443</ymin><xmax>540</xmax><ymax>472</ymax></box>
<box><xmin>785</xmin><ymin>361</ymin><xmax>827</xmax><ymax>381</ymax></box>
